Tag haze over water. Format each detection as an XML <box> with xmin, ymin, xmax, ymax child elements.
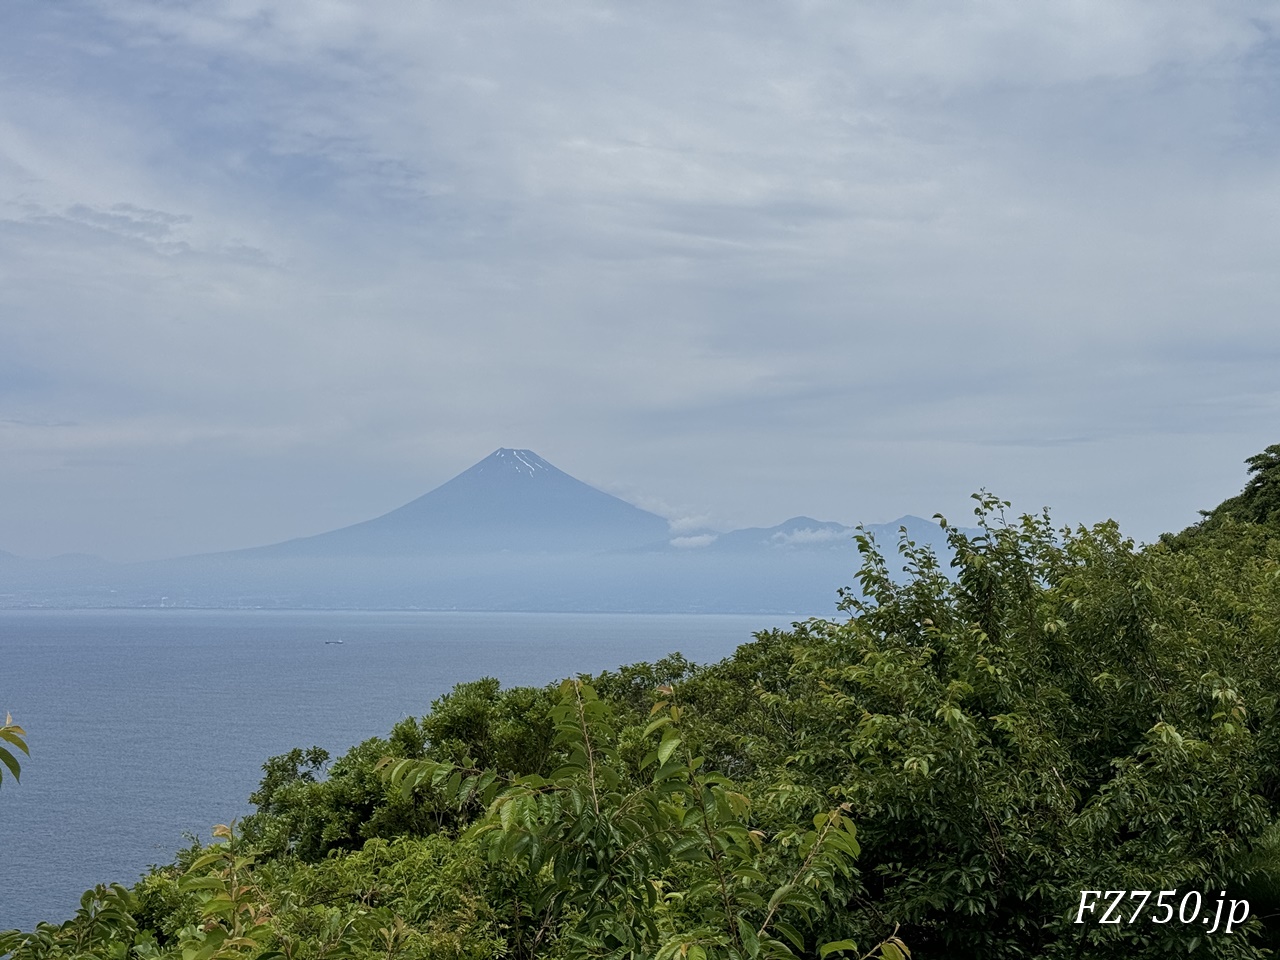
<box><xmin>0</xmin><ymin>609</ymin><xmax>797</xmax><ymax>931</ymax></box>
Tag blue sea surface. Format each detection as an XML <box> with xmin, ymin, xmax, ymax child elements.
<box><xmin>0</xmin><ymin>609</ymin><xmax>799</xmax><ymax>930</ymax></box>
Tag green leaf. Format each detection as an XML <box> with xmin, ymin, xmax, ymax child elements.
<box><xmin>737</xmin><ymin>917</ymin><xmax>761</xmax><ymax>957</ymax></box>
<box><xmin>0</xmin><ymin>729</ymin><xmax>29</xmax><ymax>754</ymax></box>
<box><xmin>658</xmin><ymin>735</ymin><xmax>682</xmax><ymax>766</ymax></box>
<box><xmin>643</xmin><ymin>715</ymin><xmax>672</xmax><ymax>737</ymax></box>
<box><xmin>766</xmin><ymin>883</ymin><xmax>797</xmax><ymax>914</ymax></box>
<box><xmin>773</xmin><ymin>921</ymin><xmax>805</xmax><ymax>950</ymax></box>
<box><xmin>820</xmin><ymin>941</ymin><xmax>859</xmax><ymax>959</ymax></box>
<box><xmin>0</xmin><ymin>748</ymin><xmax>20</xmax><ymax>783</ymax></box>
<box><xmin>178</xmin><ymin>877</ymin><xmax>225</xmax><ymax>892</ymax></box>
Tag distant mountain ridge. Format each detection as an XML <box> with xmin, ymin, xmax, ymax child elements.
<box><xmin>0</xmin><ymin>448</ymin><xmax>974</xmax><ymax>613</ymax></box>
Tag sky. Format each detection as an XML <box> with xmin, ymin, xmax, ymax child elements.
<box><xmin>2</xmin><ymin>1</ymin><xmax>1280</xmax><ymax>561</ymax></box>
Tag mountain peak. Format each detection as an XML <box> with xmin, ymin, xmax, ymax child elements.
<box><xmin>244</xmin><ymin>448</ymin><xmax>671</xmax><ymax>557</ymax></box>
<box><xmin>480</xmin><ymin>448</ymin><xmax>554</xmax><ymax>477</ymax></box>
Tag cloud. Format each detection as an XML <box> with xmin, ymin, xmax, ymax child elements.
<box><xmin>592</xmin><ymin>487</ymin><xmax>717</xmax><ymax>532</ymax></box>
<box><xmin>770</xmin><ymin>527</ymin><xmax>847</xmax><ymax>546</ymax></box>
<box><xmin>1</xmin><ymin>2</ymin><xmax>1278</xmax><ymax>558</ymax></box>
<box><xmin>669</xmin><ymin>534</ymin><xmax>717</xmax><ymax>550</ymax></box>
<box><xmin>666</xmin><ymin>514</ymin><xmax>715</xmax><ymax>534</ymax></box>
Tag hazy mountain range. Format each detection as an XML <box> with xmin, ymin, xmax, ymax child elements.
<box><xmin>0</xmin><ymin>449</ymin><xmax>972</xmax><ymax>614</ymax></box>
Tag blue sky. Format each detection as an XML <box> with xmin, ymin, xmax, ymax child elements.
<box><xmin>3</xmin><ymin>1</ymin><xmax>1280</xmax><ymax>560</ymax></box>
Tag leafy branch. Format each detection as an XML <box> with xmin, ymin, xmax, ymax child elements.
<box><xmin>1</xmin><ymin>711</ymin><xmax>28</xmax><ymax>787</ymax></box>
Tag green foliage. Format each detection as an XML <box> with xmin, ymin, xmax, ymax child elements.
<box><xmin>241</xmin><ymin>733</ymin><xmax>438</xmax><ymax>860</ymax></box>
<box><xmin>241</xmin><ymin>681</ymin><xmax>558</xmax><ymax>862</ymax></box>
<box><xmin>263</xmin><ymin>833</ymin><xmax>504</xmax><ymax>959</ymax></box>
<box><xmin>0</xmin><ymin>884</ymin><xmax>143</xmax><ymax>959</ymax></box>
<box><xmin>2</xmin><ymin>826</ymin><xmax>505</xmax><ymax>959</ymax></box>
<box><xmin>0</xmin><ymin>711</ymin><xmax>28</xmax><ymax>787</ymax></box>
<box><xmin>21</xmin><ymin>447</ymin><xmax>1280</xmax><ymax>957</ymax></box>
<box><xmin>175</xmin><ymin>822</ymin><xmax>279</xmax><ymax>959</ymax></box>
<box><xmin>420</xmin><ymin>678</ymin><xmax>557</xmax><ymax>774</ymax></box>
<box><xmin>1166</xmin><ymin>443</ymin><xmax>1280</xmax><ymax>548</ymax></box>
<box><xmin>589</xmin><ymin>642</ymin><xmax>804</xmax><ymax>786</ymax></box>
<box><xmin>384</xmin><ymin>679</ymin><xmax>901</xmax><ymax>960</ymax></box>
<box><xmin>742</xmin><ymin>495</ymin><xmax>1279</xmax><ymax>958</ymax></box>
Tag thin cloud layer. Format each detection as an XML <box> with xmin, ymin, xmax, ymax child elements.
<box><xmin>1</xmin><ymin>2</ymin><xmax>1278</xmax><ymax>559</ymax></box>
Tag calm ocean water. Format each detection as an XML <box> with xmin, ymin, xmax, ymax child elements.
<box><xmin>0</xmin><ymin>609</ymin><xmax>798</xmax><ymax>930</ymax></box>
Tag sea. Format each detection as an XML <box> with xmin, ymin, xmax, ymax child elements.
<box><xmin>0</xmin><ymin>609</ymin><xmax>803</xmax><ymax>930</ymax></box>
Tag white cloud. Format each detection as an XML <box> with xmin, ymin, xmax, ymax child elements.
<box><xmin>1</xmin><ymin>2</ymin><xmax>1279</xmax><ymax>557</ymax></box>
<box><xmin>669</xmin><ymin>534</ymin><xmax>717</xmax><ymax>550</ymax></box>
<box><xmin>770</xmin><ymin>527</ymin><xmax>847</xmax><ymax>546</ymax></box>
<box><xmin>666</xmin><ymin>514</ymin><xmax>715</xmax><ymax>535</ymax></box>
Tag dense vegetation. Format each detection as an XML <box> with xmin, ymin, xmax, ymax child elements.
<box><xmin>9</xmin><ymin>448</ymin><xmax>1280</xmax><ymax>957</ymax></box>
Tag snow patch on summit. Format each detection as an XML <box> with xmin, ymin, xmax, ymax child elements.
<box><xmin>489</xmin><ymin>447</ymin><xmax>549</xmax><ymax>477</ymax></box>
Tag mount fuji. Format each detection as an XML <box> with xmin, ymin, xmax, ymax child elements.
<box><xmin>237</xmin><ymin>448</ymin><xmax>672</xmax><ymax>557</ymax></box>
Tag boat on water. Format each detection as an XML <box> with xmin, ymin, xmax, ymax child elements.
<box><xmin>324</xmin><ymin>639</ymin><xmax>344</xmax><ymax>645</ymax></box>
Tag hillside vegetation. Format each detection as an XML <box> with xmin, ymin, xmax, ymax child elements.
<box><xmin>9</xmin><ymin>449</ymin><xmax>1280</xmax><ymax>958</ymax></box>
